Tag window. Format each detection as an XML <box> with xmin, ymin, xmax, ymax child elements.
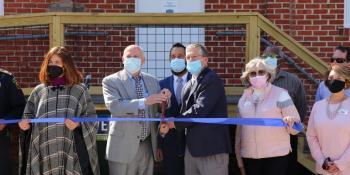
<box><xmin>345</xmin><ymin>0</ymin><xmax>350</xmax><ymax>28</ymax></box>
<box><xmin>0</xmin><ymin>0</ymin><xmax>4</xmax><ymax>16</ymax></box>
<box><xmin>135</xmin><ymin>0</ymin><xmax>204</xmax><ymax>79</ymax></box>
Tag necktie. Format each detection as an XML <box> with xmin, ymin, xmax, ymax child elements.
<box><xmin>175</xmin><ymin>78</ymin><xmax>183</xmax><ymax>104</ymax></box>
<box><xmin>134</xmin><ymin>75</ymin><xmax>149</xmax><ymax>140</ymax></box>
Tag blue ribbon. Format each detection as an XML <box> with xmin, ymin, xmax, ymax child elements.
<box><xmin>1</xmin><ymin>116</ymin><xmax>303</xmax><ymax>131</ymax></box>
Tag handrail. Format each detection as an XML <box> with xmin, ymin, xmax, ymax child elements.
<box><xmin>257</xmin><ymin>13</ymin><xmax>328</xmax><ymax>75</ymax></box>
<box><xmin>0</xmin><ymin>12</ymin><xmax>328</xmax><ymax>74</ymax></box>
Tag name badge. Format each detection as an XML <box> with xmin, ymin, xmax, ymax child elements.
<box><xmin>339</xmin><ymin>109</ymin><xmax>349</xmax><ymax>115</ymax></box>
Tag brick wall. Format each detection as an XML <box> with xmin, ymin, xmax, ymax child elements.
<box><xmin>2</xmin><ymin>0</ymin><xmax>349</xmax><ymax>108</ymax></box>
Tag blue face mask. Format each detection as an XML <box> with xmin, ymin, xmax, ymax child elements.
<box><xmin>186</xmin><ymin>60</ymin><xmax>203</xmax><ymax>76</ymax></box>
<box><xmin>124</xmin><ymin>57</ymin><xmax>141</xmax><ymax>74</ymax></box>
<box><xmin>170</xmin><ymin>58</ymin><xmax>186</xmax><ymax>73</ymax></box>
<box><xmin>264</xmin><ymin>56</ymin><xmax>277</xmax><ymax>70</ymax></box>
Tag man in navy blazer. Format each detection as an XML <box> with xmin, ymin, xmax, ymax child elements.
<box><xmin>160</xmin><ymin>44</ymin><xmax>231</xmax><ymax>175</ymax></box>
<box><xmin>158</xmin><ymin>43</ymin><xmax>190</xmax><ymax>175</ymax></box>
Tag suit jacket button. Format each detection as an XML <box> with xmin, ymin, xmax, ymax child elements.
<box><xmin>137</xmin><ymin>136</ymin><xmax>140</xmax><ymax>139</ymax></box>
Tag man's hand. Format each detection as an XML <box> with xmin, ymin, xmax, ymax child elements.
<box><xmin>145</xmin><ymin>93</ymin><xmax>168</xmax><ymax>106</ymax></box>
<box><xmin>159</xmin><ymin>122</ymin><xmax>170</xmax><ymax>135</ymax></box>
<box><xmin>65</xmin><ymin>119</ymin><xmax>80</xmax><ymax>131</ymax></box>
<box><xmin>0</xmin><ymin>124</ymin><xmax>6</xmax><ymax>131</ymax></box>
<box><xmin>18</xmin><ymin>119</ymin><xmax>30</xmax><ymax>131</ymax></box>
<box><xmin>159</xmin><ymin>122</ymin><xmax>175</xmax><ymax>135</ymax></box>
<box><xmin>156</xmin><ymin>148</ymin><xmax>163</xmax><ymax>162</ymax></box>
<box><xmin>160</xmin><ymin>88</ymin><xmax>172</xmax><ymax>99</ymax></box>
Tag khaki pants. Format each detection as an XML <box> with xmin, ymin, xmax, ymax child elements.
<box><xmin>184</xmin><ymin>147</ymin><xmax>229</xmax><ymax>175</ymax></box>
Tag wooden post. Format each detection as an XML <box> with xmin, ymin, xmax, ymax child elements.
<box><xmin>49</xmin><ymin>15</ymin><xmax>64</xmax><ymax>48</ymax></box>
<box><xmin>245</xmin><ymin>16</ymin><xmax>260</xmax><ymax>62</ymax></box>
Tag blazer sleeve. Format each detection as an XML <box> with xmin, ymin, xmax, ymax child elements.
<box><xmin>102</xmin><ymin>76</ymin><xmax>140</xmax><ymax>117</ymax></box>
<box><xmin>4</xmin><ymin>75</ymin><xmax>26</xmax><ymax>120</ymax></box>
<box><xmin>306</xmin><ymin>104</ymin><xmax>325</xmax><ymax>167</ymax></box>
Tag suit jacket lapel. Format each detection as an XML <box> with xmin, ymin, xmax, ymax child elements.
<box><xmin>143</xmin><ymin>74</ymin><xmax>157</xmax><ymax>95</ymax></box>
<box><xmin>142</xmin><ymin>74</ymin><xmax>159</xmax><ymax>118</ymax></box>
<box><xmin>186</xmin><ymin>68</ymin><xmax>208</xmax><ymax>106</ymax></box>
<box><xmin>181</xmin><ymin>82</ymin><xmax>191</xmax><ymax>113</ymax></box>
<box><xmin>120</xmin><ymin>69</ymin><xmax>137</xmax><ymax>99</ymax></box>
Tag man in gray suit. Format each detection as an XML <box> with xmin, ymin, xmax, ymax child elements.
<box><xmin>103</xmin><ymin>45</ymin><xmax>171</xmax><ymax>175</ymax></box>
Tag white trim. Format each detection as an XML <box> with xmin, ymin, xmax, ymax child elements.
<box><xmin>0</xmin><ymin>0</ymin><xmax>4</xmax><ymax>16</ymax></box>
<box><xmin>345</xmin><ymin>0</ymin><xmax>350</xmax><ymax>28</ymax></box>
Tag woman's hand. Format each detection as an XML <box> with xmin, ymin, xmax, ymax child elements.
<box><xmin>283</xmin><ymin>116</ymin><xmax>300</xmax><ymax>135</ymax></box>
<box><xmin>327</xmin><ymin>163</ymin><xmax>340</xmax><ymax>173</ymax></box>
<box><xmin>283</xmin><ymin>116</ymin><xmax>300</xmax><ymax>127</ymax></box>
<box><xmin>65</xmin><ymin>118</ymin><xmax>80</xmax><ymax>131</ymax></box>
<box><xmin>18</xmin><ymin>119</ymin><xmax>31</xmax><ymax>131</ymax></box>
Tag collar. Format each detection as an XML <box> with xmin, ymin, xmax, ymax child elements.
<box><xmin>125</xmin><ymin>69</ymin><xmax>142</xmax><ymax>79</ymax></box>
<box><xmin>275</xmin><ymin>70</ymin><xmax>287</xmax><ymax>80</ymax></box>
<box><xmin>173</xmin><ymin>72</ymin><xmax>188</xmax><ymax>83</ymax></box>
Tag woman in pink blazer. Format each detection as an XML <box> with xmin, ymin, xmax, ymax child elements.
<box><xmin>235</xmin><ymin>58</ymin><xmax>301</xmax><ymax>175</ymax></box>
<box><xmin>307</xmin><ymin>64</ymin><xmax>350</xmax><ymax>175</ymax></box>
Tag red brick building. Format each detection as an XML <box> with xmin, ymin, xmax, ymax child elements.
<box><xmin>1</xmin><ymin>0</ymin><xmax>349</xmax><ymax>108</ymax></box>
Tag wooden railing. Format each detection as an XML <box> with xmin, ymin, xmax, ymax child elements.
<box><xmin>0</xmin><ymin>12</ymin><xmax>328</xmax><ymax>74</ymax></box>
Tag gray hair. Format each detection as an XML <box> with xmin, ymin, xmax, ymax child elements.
<box><xmin>240</xmin><ymin>57</ymin><xmax>276</xmax><ymax>85</ymax></box>
<box><xmin>123</xmin><ymin>44</ymin><xmax>145</xmax><ymax>58</ymax></box>
<box><xmin>186</xmin><ymin>43</ymin><xmax>208</xmax><ymax>57</ymax></box>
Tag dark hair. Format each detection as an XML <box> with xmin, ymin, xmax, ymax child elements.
<box><xmin>335</xmin><ymin>45</ymin><xmax>350</xmax><ymax>62</ymax></box>
<box><xmin>262</xmin><ymin>46</ymin><xmax>281</xmax><ymax>58</ymax></box>
<box><xmin>169</xmin><ymin>43</ymin><xmax>186</xmax><ymax>59</ymax></box>
<box><xmin>39</xmin><ymin>46</ymin><xmax>83</xmax><ymax>86</ymax></box>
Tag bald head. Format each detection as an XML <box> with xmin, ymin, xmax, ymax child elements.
<box><xmin>122</xmin><ymin>45</ymin><xmax>145</xmax><ymax>65</ymax></box>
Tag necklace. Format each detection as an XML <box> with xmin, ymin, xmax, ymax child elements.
<box><xmin>326</xmin><ymin>96</ymin><xmax>347</xmax><ymax>120</ymax></box>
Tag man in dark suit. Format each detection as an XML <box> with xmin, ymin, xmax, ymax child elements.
<box><xmin>158</xmin><ymin>43</ymin><xmax>191</xmax><ymax>175</ymax></box>
<box><xmin>0</xmin><ymin>68</ymin><xmax>26</xmax><ymax>175</ymax></box>
<box><xmin>160</xmin><ymin>44</ymin><xmax>232</xmax><ymax>175</ymax></box>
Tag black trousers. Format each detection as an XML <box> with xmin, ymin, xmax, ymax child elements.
<box><xmin>0</xmin><ymin>134</ymin><xmax>13</xmax><ymax>175</ymax></box>
<box><xmin>243</xmin><ymin>155</ymin><xmax>289</xmax><ymax>175</ymax></box>
<box><xmin>287</xmin><ymin>135</ymin><xmax>299</xmax><ymax>175</ymax></box>
<box><xmin>163</xmin><ymin>155</ymin><xmax>185</xmax><ymax>175</ymax></box>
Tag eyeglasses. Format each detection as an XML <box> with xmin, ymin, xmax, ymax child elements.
<box><xmin>330</xmin><ymin>57</ymin><xmax>346</xmax><ymax>63</ymax></box>
<box><xmin>248</xmin><ymin>70</ymin><xmax>267</xmax><ymax>77</ymax></box>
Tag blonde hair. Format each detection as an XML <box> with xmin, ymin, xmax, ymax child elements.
<box><xmin>329</xmin><ymin>64</ymin><xmax>350</xmax><ymax>88</ymax></box>
<box><xmin>240</xmin><ymin>57</ymin><xmax>276</xmax><ymax>85</ymax></box>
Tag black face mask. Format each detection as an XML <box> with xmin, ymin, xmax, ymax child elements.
<box><xmin>325</xmin><ymin>79</ymin><xmax>346</xmax><ymax>93</ymax></box>
<box><xmin>171</xmin><ymin>68</ymin><xmax>187</xmax><ymax>76</ymax></box>
<box><xmin>47</xmin><ymin>65</ymin><xmax>63</xmax><ymax>79</ymax></box>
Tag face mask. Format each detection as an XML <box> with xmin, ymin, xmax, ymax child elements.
<box><xmin>47</xmin><ymin>65</ymin><xmax>63</xmax><ymax>79</ymax></box>
<box><xmin>124</xmin><ymin>57</ymin><xmax>141</xmax><ymax>74</ymax></box>
<box><xmin>265</xmin><ymin>56</ymin><xmax>278</xmax><ymax>70</ymax></box>
<box><xmin>249</xmin><ymin>75</ymin><xmax>268</xmax><ymax>89</ymax></box>
<box><xmin>186</xmin><ymin>60</ymin><xmax>202</xmax><ymax>76</ymax></box>
<box><xmin>325</xmin><ymin>79</ymin><xmax>346</xmax><ymax>93</ymax></box>
<box><xmin>170</xmin><ymin>58</ymin><xmax>186</xmax><ymax>73</ymax></box>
